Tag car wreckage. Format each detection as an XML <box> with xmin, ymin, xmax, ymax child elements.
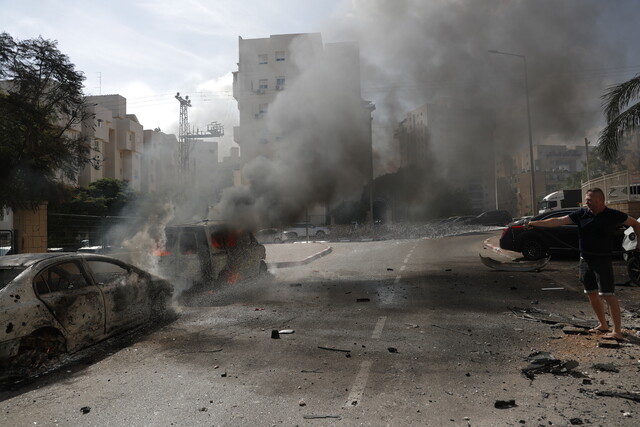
<box><xmin>153</xmin><ymin>221</ymin><xmax>267</xmax><ymax>294</ymax></box>
<box><xmin>0</xmin><ymin>253</ymin><xmax>172</xmax><ymax>370</ymax></box>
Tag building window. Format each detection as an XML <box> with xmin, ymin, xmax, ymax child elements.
<box><xmin>276</xmin><ymin>77</ymin><xmax>285</xmax><ymax>90</ymax></box>
<box><xmin>97</xmin><ymin>119</ymin><xmax>103</xmax><ymax>128</ymax></box>
<box><xmin>258</xmin><ymin>54</ymin><xmax>268</xmax><ymax>64</ymax></box>
<box><xmin>258</xmin><ymin>79</ymin><xmax>268</xmax><ymax>94</ymax></box>
<box><xmin>275</xmin><ymin>51</ymin><xmax>285</xmax><ymax>62</ymax></box>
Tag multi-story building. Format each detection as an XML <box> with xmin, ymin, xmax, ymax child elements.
<box><xmin>81</xmin><ymin>95</ymin><xmax>144</xmax><ymax>191</ymax></box>
<box><xmin>232</xmin><ymin>33</ymin><xmax>375</xmax><ymax>224</ymax></box>
<box><xmin>142</xmin><ymin>129</ymin><xmax>179</xmax><ymax>193</ymax></box>
<box><xmin>395</xmin><ymin>103</ymin><xmax>496</xmax><ymax>214</ymax></box>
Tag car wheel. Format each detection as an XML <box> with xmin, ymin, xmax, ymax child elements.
<box><xmin>16</xmin><ymin>329</ymin><xmax>66</xmax><ymax>368</ymax></box>
<box><xmin>274</xmin><ymin>237</ymin><xmax>282</xmax><ymax>243</ymax></box>
<box><xmin>288</xmin><ymin>232</ymin><xmax>298</xmax><ymax>239</ymax></box>
<box><xmin>316</xmin><ymin>230</ymin><xmax>326</xmax><ymax>238</ymax></box>
<box><xmin>521</xmin><ymin>239</ymin><xmax>546</xmax><ymax>260</ymax></box>
<box><xmin>627</xmin><ymin>255</ymin><xmax>640</xmax><ymax>286</ymax></box>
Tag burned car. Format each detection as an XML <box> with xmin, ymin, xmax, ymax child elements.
<box><xmin>155</xmin><ymin>221</ymin><xmax>267</xmax><ymax>294</ymax></box>
<box><xmin>0</xmin><ymin>253</ymin><xmax>172</xmax><ymax>369</ymax></box>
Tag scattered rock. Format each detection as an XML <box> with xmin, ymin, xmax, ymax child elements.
<box><xmin>494</xmin><ymin>400</ymin><xmax>517</xmax><ymax>409</ymax></box>
<box><xmin>562</xmin><ymin>326</ymin><xmax>588</xmax><ymax>335</ymax></box>
<box><xmin>271</xmin><ymin>330</ymin><xmax>280</xmax><ymax>339</ymax></box>
<box><xmin>522</xmin><ymin>351</ymin><xmax>579</xmax><ymax>379</ymax></box>
<box><xmin>597</xmin><ymin>341</ymin><xmax>620</xmax><ymax>349</ymax></box>
<box><xmin>388</xmin><ymin>347</ymin><xmax>398</xmax><ymax>353</ymax></box>
<box><xmin>356</xmin><ymin>298</ymin><xmax>370</xmax><ymax>302</ymax></box>
<box><xmin>80</xmin><ymin>407</ymin><xmax>91</xmax><ymax>415</ymax></box>
<box><xmin>569</xmin><ymin>418</ymin><xmax>583</xmax><ymax>425</ymax></box>
<box><xmin>592</xmin><ymin>363</ymin><xmax>619</xmax><ymax>373</ymax></box>
<box><xmin>299</xmin><ymin>399</ymin><xmax>306</xmax><ymax>407</ymax></box>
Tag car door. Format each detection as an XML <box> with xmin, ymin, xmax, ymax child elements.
<box><xmin>85</xmin><ymin>259</ymin><xmax>150</xmax><ymax>335</ymax></box>
<box><xmin>34</xmin><ymin>261</ymin><xmax>106</xmax><ymax>348</ymax></box>
<box><xmin>544</xmin><ymin>211</ymin><xmax>578</xmax><ymax>251</ymax></box>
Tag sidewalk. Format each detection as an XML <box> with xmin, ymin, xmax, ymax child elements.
<box><xmin>264</xmin><ymin>241</ymin><xmax>332</xmax><ymax>268</ymax></box>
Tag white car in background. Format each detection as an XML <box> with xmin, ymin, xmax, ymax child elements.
<box><xmin>284</xmin><ymin>223</ymin><xmax>330</xmax><ymax>239</ymax></box>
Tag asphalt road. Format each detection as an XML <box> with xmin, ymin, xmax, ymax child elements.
<box><xmin>2</xmin><ymin>232</ymin><xmax>640</xmax><ymax>426</ymax></box>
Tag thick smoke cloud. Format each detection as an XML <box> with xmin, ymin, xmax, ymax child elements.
<box><xmin>330</xmin><ymin>0</ymin><xmax>635</xmax><ymax>170</ymax></box>
<box><xmin>212</xmin><ymin>40</ymin><xmax>373</xmax><ymax>227</ymax></box>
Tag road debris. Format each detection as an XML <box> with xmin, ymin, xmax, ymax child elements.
<box><xmin>521</xmin><ymin>351</ymin><xmax>580</xmax><ymax>379</ymax></box>
<box><xmin>80</xmin><ymin>406</ymin><xmax>91</xmax><ymax>415</ymax></box>
<box><xmin>271</xmin><ymin>330</ymin><xmax>280</xmax><ymax>339</ymax></box>
<box><xmin>510</xmin><ymin>307</ymin><xmax>592</xmax><ymax>328</ymax></box>
<box><xmin>303</xmin><ymin>415</ymin><xmax>341</xmax><ymax>420</ymax></box>
<box><xmin>432</xmin><ymin>324</ymin><xmax>472</xmax><ymax>336</ymax></box>
<box><xmin>494</xmin><ymin>399</ymin><xmax>517</xmax><ymax>409</ymax></box>
<box><xmin>597</xmin><ymin>341</ymin><xmax>620</xmax><ymax>348</ymax></box>
<box><xmin>279</xmin><ymin>329</ymin><xmax>295</xmax><ymax>334</ymax></box>
<box><xmin>591</xmin><ymin>362</ymin><xmax>619</xmax><ymax>372</ymax></box>
<box><xmin>356</xmin><ymin>298</ymin><xmax>370</xmax><ymax>302</ymax></box>
<box><xmin>562</xmin><ymin>326</ymin><xmax>589</xmax><ymax>335</ymax></box>
<box><xmin>480</xmin><ymin>254</ymin><xmax>549</xmax><ymax>272</ymax></box>
<box><xmin>569</xmin><ymin>418</ymin><xmax>584</xmax><ymax>425</ymax></box>
<box><xmin>318</xmin><ymin>346</ymin><xmax>351</xmax><ymax>353</ymax></box>
<box><xmin>387</xmin><ymin>347</ymin><xmax>398</xmax><ymax>353</ymax></box>
<box><xmin>594</xmin><ymin>390</ymin><xmax>640</xmax><ymax>402</ymax></box>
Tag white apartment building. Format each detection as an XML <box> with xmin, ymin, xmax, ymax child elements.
<box><xmin>81</xmin><ymin>95</ymin><xmax>144</xmax><ymax>191</ymax></box>
<box><xmin>232</xmin><ymin>33</ymin><xmax>375</xmax><ymax>224</ymax></box>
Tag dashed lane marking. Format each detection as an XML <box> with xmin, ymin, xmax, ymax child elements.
<box><xmin>371</xmin><ymin>316</ymin><xmax>387</xmax><ymax>339</ymax></box>
<box><xmin>344</xmin><ymin>360</ymin><xmax>373</xmax><ymax>408</ymax></box>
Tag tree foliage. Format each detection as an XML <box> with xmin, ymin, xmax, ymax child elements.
<box><xmin>0</xmin><ymin>32</ymin><xmax>95</xmax><ymax>211</ymax></box>
<box><xmin>50</xmin><ymin>179</ymin><xmax>133</xmax><ymax>217</ymax></box>
<box><xmin>598</xmin><ymin>74</ymin><xmax>640</xmax><ymax>162</ymax></box>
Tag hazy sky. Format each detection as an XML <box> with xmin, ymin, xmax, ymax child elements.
<box><xmin>0</xmin><ymin>0</ymin><xmax>345</xmax><ymax>158</ymax></box>
<box><xmin>3</xmin><ymin>0</ymin><xmax>640</xmax><ymax>167</ymax></box>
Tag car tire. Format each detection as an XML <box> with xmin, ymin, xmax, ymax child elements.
<box><xmin>521</xmin><ymin>239</ymin><xmax>546</xmax><ymax>260</ymax></box>
<box><xmin>288</xmin><ymin>232</ymin><xmax>298</xmax><ymax>239</ymax></box>
<box><xmin>16</xmin><ymin>329</ymin><xmax>66</xmax><ymax>368</ymax></box>
<box><xmin>315</xmin><ymin>231</ymin><xmax>325</xmax><ymax>238</ymax></box>
<box><xmin>151</xmin><ymin>290</ymin><xmax>171</xmax><ymax>320</ymax></box>
<box><xmin>627</xmin><ymin>255</ymin><xmax>640</xmax><ymax>286</ymax></box>
<box><xmin>274</xmin><ymin>238</ymin><xmax>282</xmax><ymax>243</ymax></box>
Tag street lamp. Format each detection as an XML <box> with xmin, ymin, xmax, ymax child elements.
<box><xmin>488</xmin><ymin>49</ymin><xmax>536</xmax><ymax>215</ymax></box>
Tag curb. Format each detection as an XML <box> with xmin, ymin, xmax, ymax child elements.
<box><xmin>268</xmin><ymin>246</ymin><xmax>333</xmax><ymax>269</ymax></box>
<box><xmin>483</xmin><ymin>238</ymin><xmax>516</xmax><ymax>261</ymax></box>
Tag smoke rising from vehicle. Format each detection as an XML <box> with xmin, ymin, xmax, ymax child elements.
<box><xmin>211</xmin><ymin>38</ymin><xmax>373</xmax><ymax>228</ymax></box>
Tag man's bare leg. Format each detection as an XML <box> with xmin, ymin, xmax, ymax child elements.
<box><xmin>601</xmin><ymin>295</ymin><xmax>624</xmax><ymax>340</ymax></box>
<box><xmin>586</xmin><ymin>292</ymin><xmax>609</xmax><ymax>332</ymax></box>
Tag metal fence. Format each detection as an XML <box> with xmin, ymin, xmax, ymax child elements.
<box><xmin>47</xmin><ymin>213</ymin><xmax>146</xmax><ymax>250</ymax></box>
<box><xmin>582</xmin><ymin>170</ymin><xmax>640</xmax><ymax>203</ymax></box>
<box><xmin>0</xmin><ymin>229</ymin><xmax>13</xmax><ymax>255</ymax></box>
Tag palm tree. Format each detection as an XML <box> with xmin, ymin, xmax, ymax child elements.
<box><xmin>598</xmin><ymin>74</ymin><xmax>640</xmax><ymax>161</ymax></box>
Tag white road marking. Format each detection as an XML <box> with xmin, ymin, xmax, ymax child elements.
<box><xmin>371</xmin><ymin>316</ymin><xmax>387</xmax><ymax>339</ymax></box>
<box><xmin>344</xmin><ymin>360</ymin><xmax>373</xmax><ymax>408</ymax></box>
<box><xmin>393</xmin><ymin>275</ymin><xmax>401</xmax><ymax>285</ymax></box>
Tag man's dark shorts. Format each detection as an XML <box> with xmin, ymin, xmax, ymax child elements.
<box><xmin>579</xmin><ymin>257</ymin><xmax>615</xmax><ymax>296</ymax></box>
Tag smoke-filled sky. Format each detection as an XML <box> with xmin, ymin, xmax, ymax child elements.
<box><xmin>3</xmin><ymin>0</ymin><xmax>639</xmax><ymax>169</ymax></box>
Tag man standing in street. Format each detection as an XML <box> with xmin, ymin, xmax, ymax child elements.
<box><xmin>527</xmin><ymin>188</ymin><xmax>640</xmax><ymax>340</ymax></box>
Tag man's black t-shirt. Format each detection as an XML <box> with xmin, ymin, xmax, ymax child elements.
<box><xmin>568</xmin><ymin>207</ymin><xmax>627</xmax><ymax>258</ymax></box>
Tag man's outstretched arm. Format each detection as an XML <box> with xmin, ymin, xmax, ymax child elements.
<box><xmin>527</xmin><ymin>215</ymin><xmax>573</xmax><ymax>229</ymax></box>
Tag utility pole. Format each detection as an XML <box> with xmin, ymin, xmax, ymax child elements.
<box><xmin>175</xmin><ymin>92</ymin><xmax>192</xmax><ymax>181</ymax></box>
<box><xmin>175</xmin><ymin>91</ymin><xmax>225</xmax><ymax>183</ymax></box>
<box><xmin>584</xmin><ymin>138</ymin><xmax>591</xmax><ymax>183</ymax></box>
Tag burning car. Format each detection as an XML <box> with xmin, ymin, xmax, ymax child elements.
<box><xmin>154</xmin><ymin>221</ymin><xmax>267</xmax><ymax>293</ymax></box>
<box><xmin>0</xmin><ymin>253</ymin><xmax>172</xmax><ymax>370</ymax></box>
